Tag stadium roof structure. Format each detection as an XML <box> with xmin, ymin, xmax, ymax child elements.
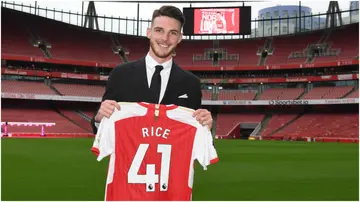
<box><xmin>92</xmin><ymin>0</ymin><xmax>263</xmax><ymax>3</ymax></box>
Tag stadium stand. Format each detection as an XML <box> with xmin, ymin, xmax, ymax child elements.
<box><xmin>219</xmin><ymin>38</ymin><xmax>266</xmax><ymax>65</ymax></box>
<box><xmin>1</xmin><ymin>80</ymin><xmax>56</xmax><ymax>95</ymax></box>
<box><xmin>58</xmin><ymin>109</ymin><xmax>93</xmax><ymax>131</ymax></box>
<box><xmin>2</xmin><ymin>7</ymin><xmax>359</xmax><ymax>67</ymax></box>
<box><xmin>81</xmin><ymin>110</ymin><xmax>96</xmax><ymax>119</ymax></box>
<box><xmin>176</xmin><ymin>40</ymin><xmax>213</xmax><ymax>65</ymax></box>
<box><xmin>285</xmin><ymin>57</ymin><xmax>308</xmax><ymax>64</ymax></box>
<box><xmin>272</xmin><ymin>113</ymin><xmax>359</xmax><ymax>138</ymax></box>
<box><xmin>259</xmin><ymin>88</ymin><xmax>304</xmax><ymax>100</ymax></box>
<box><xmin>201</xmin><ymin>90</ymin><xmax>213</xmax><ymax>100</ymax></box>
<box><xmin>302</xmin><ymin>86</ymin><xmax>354</xmax><ymax>99</ymax></box>
<box><xmin>52</xmin><ymin>83</ymin><xmax>105</xmax><ymax>97</ymax></box>
<box><xmin>1</xmin><ymin>7</ymin><xmax>358</xmax><ymax>142</ymax></box>
<box><xmin>1</xmin><ymin>9</ymin><xmax>44</xmax><ymax>57</ymax></box>
<box><xmin>265</xmin><ymin>31</ymin><xmax>322</xmax><ymax>65</ymax></box>
<box><xmin>1</xmin><ymin>99</ymin><xmax>95</xmax><ymax>134</ymax></box>
<box><xmin>260</xmin><ymin>114</ymin><xmax>298</xmax><ymax>136</ymax></box>
<box><xmin>323</xmin><ymin>24</ymin><xmax>359</xmax><ymax>61</ymax></box>
<box><xmin>217</xmin><ymin>90</ymin><xmax>256</xmax><ymax>100</ymax></box>
<box><xmin>346</xmin><ymin>89</ymin><xmax>359</xmax><ymax>98</ymax></box>
<box><xmin>1</xmin><ymin>8</ymin><xmax>122</xmax><ymax>63</ymax></box>
<box><xmin>2</xmin><ymin>108</ymin><xmax>90</xmax><ymax>134</ymax></box>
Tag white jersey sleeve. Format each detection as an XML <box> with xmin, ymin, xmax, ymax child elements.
<box><xmin>166</xmin><ymin>106</ymin><xmax>219</xmax><ymax>171</ymax></box>
<box><xmin>91</xmin><ymin>102</ymin><xmax>148</xmax><ymax>161</ymax></box>
<box><xmin>193</xmin><ymin>125</ymin><xmax>219</xmax><ymax>170</ymax></box>
<box><xmin>91</xmin><ymin>116</ymin><xmax>115</xmax><ymax>161</ymax></box>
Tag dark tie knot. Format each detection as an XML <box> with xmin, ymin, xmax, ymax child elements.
<box><xmin>155</xmin><ymin>65</ymin><xmax>164</xmax><ymax>73</ymax></box>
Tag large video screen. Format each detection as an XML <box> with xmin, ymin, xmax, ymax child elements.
<box><xmin>183</xmin><ymin>6</ymin><xmax>251</xmax><ymax>36</ymax></box>
<box><xmin>194</xmin><ymin>8</ymin><xmax>240</xmax><ymax>34</ymax></box>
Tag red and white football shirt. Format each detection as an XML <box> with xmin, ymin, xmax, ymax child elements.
<box><xmin>91</xmin><ymin>102</ymin><xmax>218</xmax><ymax>201</ymax></box>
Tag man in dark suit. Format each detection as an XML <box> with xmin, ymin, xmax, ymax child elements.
<box><xmin>91</xmin><ymin>5</ymin><xmax>213</xmax><ymax>134</ymax></box>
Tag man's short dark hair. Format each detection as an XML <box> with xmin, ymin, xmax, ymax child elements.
<box><xmin>151</xmin><ymin>6</ymin><xmax>185</xmax><ymax>28</ymax></box>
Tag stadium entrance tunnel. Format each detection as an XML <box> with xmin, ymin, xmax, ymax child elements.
<box><xmin>226</xmin><ymin>123</ymin><xmax>259</xmax><ymax>139</ymax></box>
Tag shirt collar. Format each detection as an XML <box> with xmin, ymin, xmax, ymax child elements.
<box><xmin>145</xmin><ymin>52</ymin><xmax>173</xmax><ymax>71</ymax></box>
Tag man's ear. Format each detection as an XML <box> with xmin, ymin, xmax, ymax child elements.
<box><xmin>177</xmin><ymin>32</ymin><xmax>183</xmax><ymax>44</ymax></box>
<box><xmin>146</xmin><ymin>27</ymin><xmax>151</xmax><ymax>39</ymax></box>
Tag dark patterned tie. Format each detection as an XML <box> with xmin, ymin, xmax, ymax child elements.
<box><xmin>149</xmin><ymin>65</ymin><xmax>163</xmax><ymax>103</ymax></box>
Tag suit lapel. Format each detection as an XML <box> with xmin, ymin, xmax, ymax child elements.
<box><xmin>161</xmin><ymin>62</ymin><xmax>183</xmax><ymax>104</ymax></box>
<box><xmin>132</xmin><ymin>57</ymin><xmax>184</xmax><ymax>104</ymax></box>
<box><xmin>132</xmin><ymin>57</ymin><xmax>152</xmax><ymax>102</ymax></box>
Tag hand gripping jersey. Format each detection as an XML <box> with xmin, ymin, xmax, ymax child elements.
<box><xmin>91</xmin><ymin>102</ymin><xmax>218</xmax><ymax>201</ymax></box>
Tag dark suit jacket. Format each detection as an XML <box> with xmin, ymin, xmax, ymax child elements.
<box><xmin>91</xmin><ymin>57</ymin><xmax>202</xmax><ymax>134</ymax></box>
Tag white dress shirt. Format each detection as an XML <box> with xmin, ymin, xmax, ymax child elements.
<box><xmin>145</xmin><ymin>52</ymin><xmax>172</xmax><ymax>103</ymax></box>
<box><xmin>95</xmin><ymin>53</ymin><xmax>172</xmax><ymax>127</ymax></box>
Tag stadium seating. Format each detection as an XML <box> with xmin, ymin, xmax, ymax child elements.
<box><xmin>261</xmin><ymin>114</ymin><xmax>298</xmax><ymax>136</ymax></box>
<box><xmin>272</xmin><ymin>113</ymin><xmax>359</xmax><ymax>138</ymax></box>
<box><xmin>265</xmin><ymin>31</ymin><xmax>322</xmax><ymax>65</ymax></box>
<box><xmin>1</xmin><ymin>9</ymin><xmax>44</xmax><ymax>57</ymax></box>
<box><xmin>303</xmin><ymin>86</ymin><xmax>353</xmax><ymax>99</ymax></box>
<box><xmin>52</xmin><ymin>83</ymin><xmax>105</xmax><ymax>97</ymax></box>
<box><xmin>113</xmin><ymin>34</ymin><xmax>149</xmax><ymax>62</ymax></box>
<box><xmin>259</xmin><ymin>88</ymin><xmax>304</xmax><ymax>100</ymax></box>
<box><xmin>1</xmin><ymin>80</ymin><xmax>107</xmax><ymax>97</ymax></box>
<box><xmin>176</xmin><ymin>40</ymin><xmax>213</xmax><ymax>65</ymax></box>
<box><xmin>2</xmin><ymin>7</ymin><xmax>358</xmax><ymax>67</ymax></box>
<box><xmin>1</xmin><ymin>80</ymin><xmax>56</xmax><ymax>95</ymax></box>
<box><xmin>325</xmin><ymin>24</ymin><xmax>359</xmax><ymax>61</ymax></box>
<box><xmin>346</xmin><ymin>90</ymin><xmax>359</xmax><ymax>98</ymax></box>
<box><xmin>217</xmin><ymin>90</ymin><xmax>256</xmax><ymax>100</ymax></box>
<box><xmin>2</xmin><ymin>8</ymin><xmax>122</xmax><ymax>64</ymax></box>
<box><xmin>285</xmin><ymin>57</ymin><xmax>307</xmax><ymax>64</ymax></box>
<box><xmin>2</xmin><ymin>108</ymin><xmax>90</xmax><ymax>134</ymax></box>
<box><xmin>59</xmin><ymin>109</ymin><xmax>92</xmax><ymax>131</ymax></box>
<box><xmin>81</xmin><ymin>110</ymin><xmax>96</xmax><ymax>119</ymax></box>
<box><xmin>1</xmin><ymin>7</ymin><xmax>358</xmax><ymax>141</ymax></box>
<box><xmin>219</xmin><ymin>38</ymin><xmax>266</xmax><ymax>66</ymax></box>
<box><xmin>312</xmin><ymin>55</ymin><xmax>339</xmax><ymax>63</ymax></box>
<box><xmin>201</xmin><ymin>90</ymin><xmax>213</xmax><ymax>100</ymax></box>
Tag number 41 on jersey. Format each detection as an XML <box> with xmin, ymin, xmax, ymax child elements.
<box><xmin>128</xmin><ymin>144</ymin><xmax>172</xmax><ymax>192</ymax></box>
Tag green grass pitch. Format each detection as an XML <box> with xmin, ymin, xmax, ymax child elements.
<box><xmin>1</xmin><ymin>138</ymin><xmax>359</xmax><ymax>201</ymax></box>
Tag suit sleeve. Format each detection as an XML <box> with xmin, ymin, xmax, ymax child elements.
<box><xmin>91</xmin><ymin>66</ymin><xmax>122</xmax><ymax>134</ymax></box>
<box><xmin>188</xmin><ymin>77</ymin><xmax>202</xmax><ymax>110</ymax></box>
<box><xmin>194</xmin><ymin>78</ymin><xmax>202</xmax><ymax>110</ymax></box>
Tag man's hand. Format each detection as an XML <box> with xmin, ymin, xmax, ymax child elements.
<box><xmin>193</xmin><ymin>109</ymin><xmax>213</xmax><ymax>130</ymax></box>
<box><xmin>94</xmin><ymin>100</ymin><xmax>120</xmax><ymax>122</ymax></box>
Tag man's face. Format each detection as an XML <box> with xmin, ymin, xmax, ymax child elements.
<box><xmin>147</xmin><ymin>16</ymin><xmax>183</xmax><ymax>59</ymax></box>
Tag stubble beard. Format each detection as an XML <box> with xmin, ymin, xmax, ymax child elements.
<box><xmin>150</xmin><ymin>39</ymin><xmax>176</xmax><ymax>59</ymax></box>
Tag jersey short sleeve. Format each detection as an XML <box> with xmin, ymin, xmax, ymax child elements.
<box><xmin>193</xmin><ymin>125</ymin><xmax>219</xmax><ymax>170</ymax></box>
<box><xmin>91</xmin><ymin>117</ymin><xmax>115</xmax><ymax>161</ymax></box>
